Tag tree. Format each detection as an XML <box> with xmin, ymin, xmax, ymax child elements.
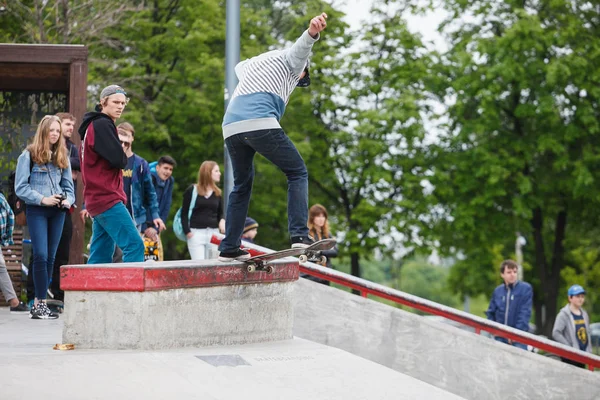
<box><xmin>302</xmin><ymin>0</ymin><xmax>432</xmax><ymax>280</ymax></box>
<box><xmin>424</xmin><ymin>0</ymin><xmax>600</xmax><ymax>336</ymax></box>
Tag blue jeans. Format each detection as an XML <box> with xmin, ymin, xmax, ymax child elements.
<box><xmin>88</xmin><ymin>202</ymin><xmax>144</xmax><ymax>264</ymax></box>
<box><xmin>219</xmin><ymin>129</ymin><xmax>309</xmax><ymax>252</ymax></box>
<box><xmin>26</xmin><ymin>205</ymin><xmax>66</xmax><ymax>300</ymax></box>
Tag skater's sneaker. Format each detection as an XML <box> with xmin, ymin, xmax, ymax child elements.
<box><xmin>218</xmin><ymin>248</ymin><xmax>251</xmax><ymax>262</ymax></box>
<box><xmin>30</xmin><ymin>302</ymin><xmax>59</xmax><ymax>320</ymax></box>
<box><xmin>10</xmin><ymin>301</ymin><xmax>30</xmax><ymax>314</ymax></box>
<box><xmin>291</xmin><ymin>236</ymin><xmax>315</xmax><ymax>249</ymax></box>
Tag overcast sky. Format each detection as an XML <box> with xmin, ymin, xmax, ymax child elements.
<box><xmin>338</xmin><ymin>0</ymin><xmax>448</xmax><ymax>51</ymax></box>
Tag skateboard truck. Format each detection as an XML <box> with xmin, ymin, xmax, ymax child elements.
<box><xmin>243</xmin><ymin>239</ymin><xmax>336</xmax><ymax>274</ymax></box>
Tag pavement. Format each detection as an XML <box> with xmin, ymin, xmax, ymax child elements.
<box><xmin>0</xmin><ymin>308</ymin><xmax>464</xmax><ymax>400</ymax></box>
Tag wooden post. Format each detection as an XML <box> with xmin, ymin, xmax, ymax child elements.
<box><xmin>68</xmin><ymin>59</ymin><xmax>88</xmax><ymax>265</ymax></box>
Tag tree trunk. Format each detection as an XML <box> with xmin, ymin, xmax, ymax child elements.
<box><xmin>531</xmin><ymin>206</ymin><xmax>548</xmax><ymax>333</ymax></box>
<box><xmin>350</xmin><ymin>251</ymin><xmax>361</xmax><ymax>295</ymax></box>
<box><xmin>543</xmin><ymin>209</ymin><xmax>567</xmax><ymax>337</ymax></box>
<box><xmin>531</xmin><ymin>207</ymin><xmax>567</xmax><ymax>337</ymax></box>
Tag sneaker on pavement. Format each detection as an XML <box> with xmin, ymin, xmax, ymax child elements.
<box><xmin>10</xmin><ymin>301</ymin><xmax>29</xmax><ymax>314</ymax></box>
<box><xmin>218</xmin><ymin>248</ymin><xmax>251</xmax><ymax>262</ymax></box>
<box><xmin>30</xmin><ymin>302</ymin><xmax>59</xmax><ymax>320</ymax></box>
<box><xmin>291</xmin><ymin>236</ymin><xmax>315</xmax><ymax>249</ymax></box>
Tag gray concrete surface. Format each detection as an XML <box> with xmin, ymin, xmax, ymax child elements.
<box><xmin>64</xmin><ymin>282</ymin><xmax>295</xmax><ymax>349</ymax></box>
<box><xmin>0</xmin><ymin>310</ymin><xmax>464</xmax><ymax>400</ymax></box>
<box><xmin>293</xmin><ymin>278</ymin><xmax>600</xmax><ymax>400</ymax></box>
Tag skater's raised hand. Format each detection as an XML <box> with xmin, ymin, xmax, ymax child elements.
<box><xmin>308</xmin><ymin>13</ymin><xmax>328</xmax><ymax>38</ymax></box>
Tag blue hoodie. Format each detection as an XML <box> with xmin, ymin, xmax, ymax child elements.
<box><xmin>123</xmin><ymin>154</ymin><xmax>160</xmax><ymax>227</ymax></box>
<box><xmin>145</xmin><ymin>166</ymin><xmax>174</xmax><ymax>231</ymax></box>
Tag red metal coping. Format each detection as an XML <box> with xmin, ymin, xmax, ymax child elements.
<box><xmin>209</xmin><ymin>234</ymin><xmax>600</xmax><ymax>370</ymax></box>
<box><xmin>60</xmin><ymin>261</ymin><xmax>298</xmax><ymax>292</ymax></box>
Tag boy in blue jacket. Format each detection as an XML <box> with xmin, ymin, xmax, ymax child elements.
<box><xmin>486</xmin><ymin>259</ymin><xmax>533</xmax><ymax>350</ymax></box>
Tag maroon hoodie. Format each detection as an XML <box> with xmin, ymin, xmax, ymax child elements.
<box><xmin>78</xmin><ymin>112</ymin><xmax>127</xmax><ymax>217</ymax></box>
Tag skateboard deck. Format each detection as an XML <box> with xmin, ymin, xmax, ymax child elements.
<box><xmin>143</xmin><ymin>235</ymin><xmax>162</xmax><ymax>262</ymax></box>
<box><xmin>244</xmin><ymin>238</ymin><xmax>336</xmax><ymax>273</ymax></box>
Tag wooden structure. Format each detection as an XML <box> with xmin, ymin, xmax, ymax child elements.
<box><xmin>0</xmin><ymin>44</ymin><xmax>88</xmax><ymax>283</ymax></box>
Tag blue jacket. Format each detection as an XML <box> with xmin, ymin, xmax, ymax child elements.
<box><xmin>14</xmin><ymin>150</ymin><xmax>75</xmax><ymax>207</ymax></box>
<box><xmin>125</xmin><ymin>154</ymin><xmax>160</xmax><ymax>226</ymax></box>
<box><xmin>145</xmin><ymin>168</ymin><xmax>174</xmax><ymax>231</ymax></box>
<box><xmin>486</xmin><ymin>280</ymin><xmax>533</xmax><ymax>332</ymax></box>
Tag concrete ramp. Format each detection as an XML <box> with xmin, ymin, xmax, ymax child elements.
<box><xmin>0</xmin><ymin>313</ymin><xmax>464</xmax><ymax>400</ymax></box>
<box><xmin>293</xmin><ymin>278</ymin><xmax>600</xmax><ymax>400</ymax></box>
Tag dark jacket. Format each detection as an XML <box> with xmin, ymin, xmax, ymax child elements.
<box><xmin>66</xmin><ymin>139</ymin><xmax>80</xmax><ymax>171</ymax></box>
<box><xmin>486</xmin><ymin>280</ymin><xmax>533</xmax><ymax>332</ymax></box>
<box><xmin>145</xmin><ymin>169</ymin><xmax>174</xmax><ymax>231</ymax></box>
<box><xmin>125</xmin><ymin>154</ymin><xmax>160</xmax><ymax>226</ymax></box>
<box><xmin>302</xmin><ymin>232</ymin><xmax>337</xmax><ymax>285</ymax></box>
<box><xmin>78</xmin><ymin>112</ymin><xmax>127</xmax><ymax>217</ymax></box>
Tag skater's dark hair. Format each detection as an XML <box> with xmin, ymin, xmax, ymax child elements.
<box><xmin>158</xmin><ymin>155</ymin><xmax>176</xmax><ymax>167</ymax></box>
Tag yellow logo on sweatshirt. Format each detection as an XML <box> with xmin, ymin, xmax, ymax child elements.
<box><xmin>122</xmin><ymin>168</ymin><xmax>133</xmax><ymax>178</ymax></box>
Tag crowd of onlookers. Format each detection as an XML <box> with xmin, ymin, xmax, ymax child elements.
<box><xmin>0</xmin><ymin>84</ymin><xmax>339</xmax><ymax>320</ymax></box>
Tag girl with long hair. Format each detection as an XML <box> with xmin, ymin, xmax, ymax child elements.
<box><xmin>305</xmin><ymin>204</ymin><xmax>338</xmax><ymax>285</ymax></box>
<box><xmin>181</xmin><ymin>161</ymin><xmax>225</xmax><ymax>260</ymax></box>
<box><xmin>14</xmin><ymin>115</ymin><xmax>75</xmax><ymax>319</ymax></box>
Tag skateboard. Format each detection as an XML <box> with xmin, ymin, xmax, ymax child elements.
<box><xmin>46</xmin><ymin>299</ymin><xmax>64</xmax><ymax>314</ymax></box>
<box><xmin>244</xmin><ymin>239</ymin><xmax>336</xmax><ymax>273</ymax></box>
<box><xmin>143</xmin><ymin>235</ymin><xmax>161</xmax><ymax>262</ymax></box>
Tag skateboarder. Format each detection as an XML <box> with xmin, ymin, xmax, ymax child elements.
<box><xmin>79</xmin><ymin>85</ymin><xmax>145</xmax><ymax>264</ymax></box>
<box><xmin>218</xmin><ymin>13</ymin><xmax>328</xmax><ymax>262</ymax></box>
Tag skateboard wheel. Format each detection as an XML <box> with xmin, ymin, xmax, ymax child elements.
<box><xmin>265</xmin><ymin>266</ymin><xmax>274</xmax><ymax>274</ymax></box>
<box><xmin>320</xmin><ymin>256</ymin><xmax>327</xmax><ymax>264</ymax></box>
<box><xmin>247</xmin><ymin>265</ymin><xmax>256</xmax><ymax>273</ymax></box>
<box><xmin>299</xmin><ymin>255</ymin><xmax>308</xmax><ymax>263</ymax></box>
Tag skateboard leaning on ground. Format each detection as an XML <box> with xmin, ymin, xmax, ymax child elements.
<box><xmin>244</xmin><ymin>238</ymin><xmax>336</xmax><ymax>274</ymax></box>
<box><xmin>143</xmin><ymin>235</ymin><xmax>161</xmax><ymax>262</ymax></box>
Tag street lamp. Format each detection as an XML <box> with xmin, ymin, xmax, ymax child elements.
<box><xmin>515</xmin><ymin>232</ymin><xmax>526</xmax><ymax>280</ymax></box>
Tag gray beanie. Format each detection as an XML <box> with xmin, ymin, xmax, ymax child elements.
<box><xmin>100</xmin><ymin>85</ymin><xmax>127</xmax><ymax>100</ymax></box>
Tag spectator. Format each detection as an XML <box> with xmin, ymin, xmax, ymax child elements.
<box><xmin>15</xmin><ymin>115</ymin><xmax>75</xmax><ymax>319</ymax></box>
<box><xmin>242</xmin><ymin>217</ymin><xmax>259</xmax><ymax>244</ymax></box>
<box><xmin>302</xmin><ymin>204</ymin><xmax>338</xmax><ymax>285</ymax></box>
<box><xmin>181</xmin><ymin>161</ymin><xmax>225</xmax><ymax>260</ymax></box>
<box><xmin>49</xmin><ymin>112</ymin><xmax>79</xmax><ymax>302</ymax></box>
<box><xmin>111</xmin><ymin>123</ymin><xmax>165</xmax><ymax>262</ymax></box>
<box><xmin>552</xmin><ymin>284</ymin><xmax>592</xmax><ymax>368</ymax></box>
<box><xmin>217</xmin><ymin>13</ymin><xmax>328</xmax><ymax>261</ymax></box>
<box><xmin>78</xmin><ymin>85</ymin><xmax>144</xmax><ymax>264</ymax></box>
<box><xmin>485</xmin><ymin>259</ymin><xmax>533</xmax><ymax>350</ymax></box>
<box><xmin>0</xmin><ymin>192</ymin><xmax>29</xmax><ymax>313</ymax></box>
<box><xmin>147</xmin><ymin>155</ymin><xmax>176</xmax><ymax>233</ymax></box>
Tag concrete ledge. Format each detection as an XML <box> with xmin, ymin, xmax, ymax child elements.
<box><xmin>61</xmin><ymin>259</ymin><xmax>298</xmax><ymax>291</ymax></box>
<box><xmin>61</xmin><ymin>259</ymin><xmax>297</xmax><ymax>350</ymax></box>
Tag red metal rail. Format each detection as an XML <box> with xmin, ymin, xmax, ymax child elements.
<box><xmin>210</xmin><ymin>235</ymin><xmax>600</xmax><ymax>370</ymax></box>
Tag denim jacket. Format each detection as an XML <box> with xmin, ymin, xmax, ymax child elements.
<box><xmin>14</xmin><ymin>150</ymin><xmax>75</xmax><ymax>207</ymax></box>
<box><xmin>126</xmin><ymin>154</ymin><xmax>160</xmax><ymax>226</ymax></box>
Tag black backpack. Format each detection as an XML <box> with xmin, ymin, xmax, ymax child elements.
<box><xmin>7</xmin><ymin>158</ymin><xmax>34</xmax><ymax>225</ymax></box>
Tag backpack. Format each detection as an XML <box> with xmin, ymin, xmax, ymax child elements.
<box><xmin>173</xmin><ymin>185</ymin><xmax>197</xmax><ymax>241</ymax></box>
<box><xmin>8</xmin><ymin>157</ymin><xmax>34</xmax><ymax>226</ymax></box>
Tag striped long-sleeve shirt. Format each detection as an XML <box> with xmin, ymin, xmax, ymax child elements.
<box><xmin>222</xmin><ymin>29</ymin><xmax>319</xmax><ymax>139</ymax></box>
<box><xmin>0</xmin><ymin>193</ymin><xmax>14</xmax><ymax>247</ymax></box>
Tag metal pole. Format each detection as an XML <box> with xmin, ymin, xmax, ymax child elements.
<box><xmin>515</xmin><ymin>232</ymin><xmax>526</xmax><ymax>281</ymax></box>
<box><xmin>224</xmin><ymin>0</ymin><xmax>240</xmax><ymax>208</ymax></box>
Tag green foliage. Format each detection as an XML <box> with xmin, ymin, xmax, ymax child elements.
<box><xmin>421</xmin><ymin>0</ymin><xmax>600</xmax><ymax>334</ymax></box>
